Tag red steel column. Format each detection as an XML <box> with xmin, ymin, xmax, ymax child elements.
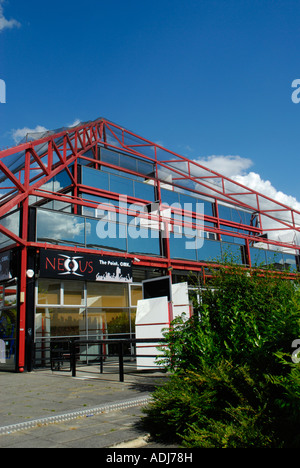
<box><xmin>18</xmin><ymin>149</ymin><xmax>30</xmax><ymax>372</ymax></box>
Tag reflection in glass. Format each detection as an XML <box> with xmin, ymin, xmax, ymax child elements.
<box><xmin>82</xmin><ymin>166</ymin><xmax>109</xmax><ymax>190</ymax></box>
<box><xmin>38</xmin><ymin>279</ymin><xmax>61</xmax><ymax>305</ymax></box>
<box><xmin>0</xmin><ymin>307</ymin><xmax>17</xmax><ymax>370</ymax></box>
<box><xmin>283</xmin><ymin>253</ymin><xmax>297</xmax><ymax>272</ymax></box>
<box><xmin>221</xmin><ymin>242</ymin><xmax>243</xmax><ymax>264</ymax></box>
<box><xmin>134</xmin><ymin>181</ymin><xmax>154</xmax><ymax>201</ymax></box>
<box><xmin>87</xmin><ymin>308</ymin><xmax>129</xmax><ymax>334</ymax></box>
<box><xmin>250</xmin><ymin>247</ymin><xmax>267</xmax><ymax>267</ymax></box>
<box><xmin>127</xmin><ymin>228</ymin><xmax>161</xmax><ymax>255</ymax></box>
<box><xmin>130</xmin><ymin>285</ymin><xmax>143</xmax><ymax>306</ymax></box>
<box><xmin>64</xmin><ymin>281</ymin><xmax>85</xmax><ymax>306</ymax></box>
<box><xmin>4</xmin><ymin>286</ymin><xmax>17</xmax><ymax>307</ymax></box>
<box><xmin>169</xmin><ymin>233</ymin><xmax>197</xmax><ymax>261</ymax></box>
<box><xmin>37</xmin><ymin>210</ymin><xmax>85</xmax><ymax>245</ymax></box>
<box><xmin>110</xmin><ymin>174</ymin><xmax>134</xmax><ymax>197</ymax></box>
<box><xmin>87</xmin><ymin>283</ymin><xmax>129</xmax><ymax>308</ymax></box>
<box><xmin>266</xmin><ymin>250</ymin><xmax>283</xmax><ymax>269</ymax></box>
<box><xmin>35</xmin><ymin>308</ymin><xmax>85</xmax><ymax>337</ymax></box>
<box><xmin>197</xmin><ymin>239</ymin><xmax>222</xmax><ymax>263</ymax></box>
<box><xmin>86</xmin><ymin>218</ymin><xmax>127</xmax><ymax>252</ymax></box>
<box><xmin>0</xmin><ymin>210</ymin><xmax>20</xmax><ymax>248</ymax></box>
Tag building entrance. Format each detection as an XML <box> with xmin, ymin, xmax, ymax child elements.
<box><xmin>34</xmin><ymin>279</ymin><xmax>142</xmax><ymax>367</ymax></box>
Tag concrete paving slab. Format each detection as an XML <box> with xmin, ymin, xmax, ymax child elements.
<box><xmin>0</xmin><ymin>367</ymin><xmax>180</xmax><ymax>449</ymax></box>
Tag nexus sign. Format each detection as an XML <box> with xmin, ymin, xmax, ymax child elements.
<box><xmin>40</xmin><ymin>250</ymin><xmax>132</xmax><ymax>283</ymax></box>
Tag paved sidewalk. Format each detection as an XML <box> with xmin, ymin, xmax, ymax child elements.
<box><xmin>0</xmin><ymin>367</ymin><xmax>178</xmax><ymax>449</ymax></box>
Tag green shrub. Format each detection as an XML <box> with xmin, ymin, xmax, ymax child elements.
<box><xmin>141</xmin><ymin>265</ymin><xmax>300</xmax><ymax>448</ymax></box>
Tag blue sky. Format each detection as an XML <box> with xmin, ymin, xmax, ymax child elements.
<box><xmin>1</xmin><ymin>0</ymin><xmax>300</xmax><ymax>210</ymax></box>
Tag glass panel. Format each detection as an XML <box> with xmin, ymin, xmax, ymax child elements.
<box><xmin>178</xmin><ymin>193</ymin><xmax>196</xmax><ymax>210</ymax></box>
<box><xmin>243</xmin><ymin>211</ymin><xmax>253</xmax><ymax>225</ymax></box>
<box><xmin>134</xmin><ymin>181</ymin><xmax>155</xmax><ymax>201</ymax></box>
<box><xmin>161</xmin><ymin>189</ymin><xmax>213</xmax><ymax>217</ymax></box>
<box><xmin>130</xmin><ymin>309</ymin><xmax>136</xmax><ymax>331</ymax></box>
<box><xmin>38</xmin><ymin>279</ymin><xmax>61</xmax><ymax>305</ymax></box>
<box><xmin>127</xmin><ymin>227</ymin><xmax>161</xmax><ymax>255</ymax></box>
<box><xmin>119</xmin><ymin>153</ymin><xmax>137</xmax><ymax>172</ymax></box>
<box><xmin>4</xmin><ymin>285</ymin><xmax>17</xmax><ymax>307</ymax></box>
<box><xmin>87</xmin><ymin>308</ymin><xmax>130</xmax><ymax>336</ymax></box>
<box><xmin>87</xmin><ymin>282</ymin><xmax>129</xmax><ymax>308</ymax></box>
<box><xmin>169</xmin><ymin>233</ymin><xmax>197</xmax><ymax>261</ymax></box>
<box><xmin>52</xmin><ymin>200</ymin><xmax>72</xmax><ymax>212</ymax></box>
<box><xmin>35</xmin><ymin>308</ymin><xmax>85</xmax><ymax>337</ymax></box>
<box><xmin>101</xmin><ymin>148</ymin><xmax>120</xmax><ymax>166</ymax></box>
<box><xmin>106</xmin><ymin>309</ymin><xmax>131</xmax><ymax>336</ymax></box>
<box><xmin>53</xmin><ymin>170</ymin><xmax>72</xmax><ymax>190</ymax></box>
<box><xmin>218</xmin><ymin>204</ymin><xmax>253</xmax><ymax>226</ymax></box>
<box><xmin>37</xmin><ymin>209</ymin><xmax>85</xmax><ymax>245</ymax></box>
<box><xmin>81</xmin><ymin>148</ymin><xmax>94</xmax><ymax>160</ymax></box>
<box><xmin>250</xmin><ymin>247</ymin><xmax>267</xmax><ymax>267</ymax></box>
<box><xmin>0</xmin><ymin>307</ymin><xmax>17</xmax><ymax>370</ymax></box>
<box><xmin>266</xmin><ymin>250</ymin><xmax>283</xmax><ymax>269</ymax></box>
<box><xmin>231</xmin><ymin>208</ymin><xmax>246</xmax><ymax>224</ymax></box>
<box><xmin>86</xmin><ymin>308</ymin><xmax>105</xmax><ymax>339</ymax></box>
<box><xmin>221</xmin><ymin>234</ymin><xmax>245</xmax><ymax>245</ymax></box>
<box><xmin>0</xmin><ymin>210</ymin><xmax>20</xmax><ymax>248</ymax></box>
<box><xmin>218</xmin><ymin>204</ymin><xmax>232</xmax><ymax>222</ymax></box>
<box><xmin>63</xmin><ymin>281</ymin><xmax>85</xmax><ymax>306</ymax></box>
<box><xmin>82</xmin><ymin>166</ymin><xmax>109</xmax><ymax>190</ymax></box>
<box><xmin>197</xmin><ymin>239</ymin><xmax>222</xmax><ymax>263</ymax></box>
<box><xmin>81</xmin><ymin>193</ymin><xmax>119</xmax><ymax>218</ymax></box>
<box><xmin>86</xmin><ymin>218</ymin><xmax>127</xmax><ymax>252</ymax></box>
<box><xmin>82</xmin><ymin>205</ymin><xmax>96</xmax><ymax>218</ymax></box>
<box><xmin>221</xmin><ymin>242</ymin><xmax>243</xmax><ymax>264</ymax></box>
<box><xmin>161</xmin><ymin>188</ymin><xmax>180</xmax><ymax>206</ymax></box>
<box><xmin>137</xmin><ymin>159</ymin><xmax>155</xmax><ymax>176</ymax></box>
<box><xmin>201</xmin><ymin>199</ymin><xmax>214</xmax><ymax>217</ymax></box>
<box><xmin>283</xmin><ymin>253</ymin><xmax>297</xmax><ymax>272</ymax></box>
<box><xmin>110</xmin><ymin>174</ymin><xmax>134</xmax><ymax>197</ymax></box>
<box><xmin>130</xmin><ymin>285</ymin><xmax>143</xmax><ymax>306</ymax></box>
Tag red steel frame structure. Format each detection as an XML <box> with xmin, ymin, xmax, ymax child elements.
<box><xmin>0</xmin><ymin>117</ymin><xmax>299</xmax><ymax>372</ymax></box>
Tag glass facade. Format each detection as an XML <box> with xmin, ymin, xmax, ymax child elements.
<box><xmin>250</xmin><ymin>247</ymin><xmax>298</xmax><ymax>271</ymax></box>
<box><xmin>81</xmin><ymin>165</ymin><xmax>155</xmax><ymax>201</ymax></box>
<box><xmin>36</xmin><ymin>208</ymin><xmax>162</xmax><ymax>255</ymax></box>
<box><xmin>31</xmin><ymin>147</ymin><xmax>299</xmax><ymax>276</ymax></box>
<box><xmin>0</xmin><ymin>209</ymin><xmax>20</xmax><ymax>249</ymax></box>
<box><xmin>36</xmin><ymin>279</ymin><xmax>141</xmax><ymax>341</ymax></box>
<box><xmin>35</xmin><ymin>209</ymin><xmax>298</xmax><ymax>271</ymax></box>
<box><xmin>35</xmin><ymin>279</ymin><xmax>144</xmax><ymax>365</ymax></box>
<box><xmin>218</xmin><ymin>203</ymin><xmax>253</xmax><ymax>225</ymax></box>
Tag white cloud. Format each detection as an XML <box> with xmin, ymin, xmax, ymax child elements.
<box><xmin>0</xmin><ymin>1</ymin><xmax>20</xmax><ymax>32</ymax></box>
<box><xmin>12</xmin><ymin>125</ymin><xmax>49</xmax><ymax>144</ymax></box>
<box><xmin>232</xmin><ymin>171</ymin><xmax>300</xmax><ymax>213</ymax></box>
<box><xmin>68</xmin><ymin>118</ymin><xmax>81</xmax><ymax>128</ymax></box>
<box><xmin>193</xmin><ymin>154</ymin><xmax>300</xmax><ymax>212</ymax></box>
<box><xmin>191</xmin><ymin>154</ymin><xmax>300</xmax><ymax>246</ymax></box>
<box><xmin>37</xmin><ymin>210</ymin><xmax>85</xmax><ymax>241</ymax></box>
<box><xmin>232</xmin><ymin>171</ymin><xmax>300</xmax><ymax>245</ymax></box>
<box><xmin>195</xmin><ymin>154</ymin><xmax>253</xmax><ymax>178</ymax></box>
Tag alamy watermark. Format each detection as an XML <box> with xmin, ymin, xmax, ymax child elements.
<box><xmin>291</xmin><ymin>339</ymin><xmax>300</xmax><ymax>363</ymax></box>
<box><xmin>291</xmin><ymin>79</ymin><xmax>300</xmax><ymax>104</ymax></box>
<box><xmin>0</xmin><ymin>79</ymin><xmax>6</xmax><ymax>104</ymax></box>
<box><xmin>95</xmin><ymin>196</ymin><xmax>205</xmax><ymax>250</ymax></box>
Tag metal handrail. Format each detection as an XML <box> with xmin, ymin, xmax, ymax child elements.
<box><xmin>43</xmin><ymin>337</ymin><xmax>166</xmax><ymax>381</ymax></box>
